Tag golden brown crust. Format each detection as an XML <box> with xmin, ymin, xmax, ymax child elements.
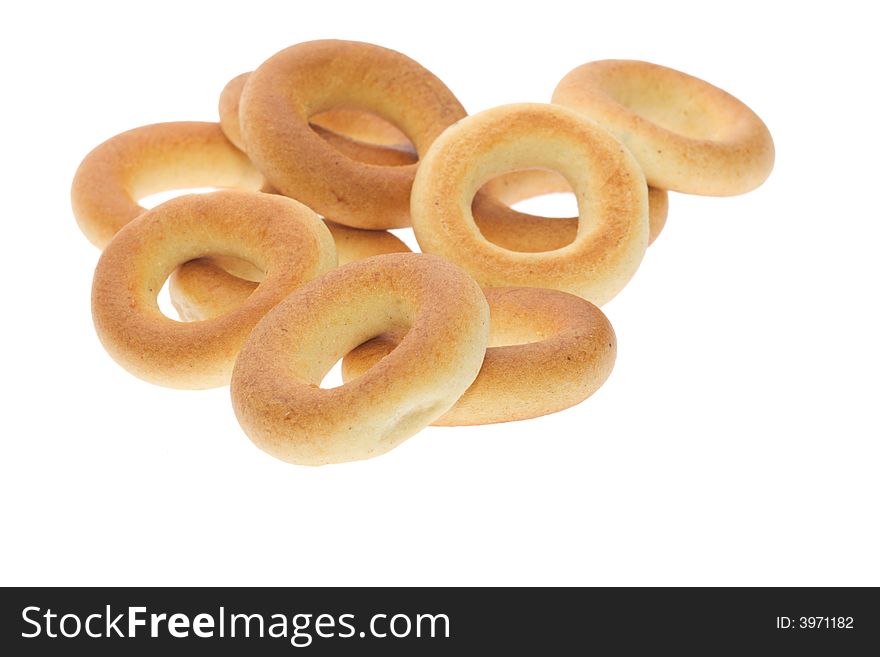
<box><xmin>239</xmin><ymin>40</ymin><xmax>466</xmax><ymax>229</ymax></box>
<box><xmin>343</xmin><ymin>287</ymin><xmax>616</xmax><ymax>425</ymax></box>
<box><xmin>475</xmin><ymin>170</ymin><xmax>668</xmax><ymax>248</ymax></box>
<box><xmin>552</xmin><ymin>60</ymin><xmax>774</xmax><ymax>195</ymax></box>
<box><xmin>71</xmin><ymin>122</ymin><xmax>264</xmax><ymax>248</ymax></box>
<box><xmin>169</xmin><ymin>221</ymin><xmax>411</xmax><ymax>321</ymax></box>
<box><xmin>411</xmin><ymin>103</ymin><xmax>649</xmax><ymax>305</ymax></box>
<box><xmin>230</xmin><ymin>253</ymin><xmax>490</xmax><ymax>465</ymax></box>
<box><xmin>91</xmin><ymin>190</ymin><xmax>336</xmax><ymax>389</ymax></box>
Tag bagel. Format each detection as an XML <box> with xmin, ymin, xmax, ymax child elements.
<box><xmin>169</xmin><ymin>221</ymin><xmax>411</xmax><ymax>322</ymax></box>
<box><xmin>343</xmin><ymin>286</ymin><xmax>616</xmax><ymax>425</ymax></box>
<box><xmin>219</xmin><ymin>72</ymin><xmax>415</xmax><ymax>158</ymax></box>
<box><xmin>411</xmin><ymin>103</ymin><xmax>649</xmax><ymax>305</ymax></box>
<box><xmin>91</xmin><ymin>191</ymin><xmax>336</xmax><ymax>389</ymax></box>
<box><xmin>71</xmin><ymin>122</ymin><xmax>264</xmax><ymax>248</ymax></box>
<box><xmin>230</xmin><ymin>253</ymin><xmax>490</xmax><ymax>465</ymax></box>
<box><xmin>552</xmin><ymin>60</ymin><xmax>774</xmax><ymax>195</ymax></box>
<box><xmin>475</xmin><ymin>169</ymin><xmax>668</xmax><ymax>248</ymax></box>
<box><xmin>239</xmin><ymin>39</ymin><xmax>466</xmax><ymax>229</ymax></box>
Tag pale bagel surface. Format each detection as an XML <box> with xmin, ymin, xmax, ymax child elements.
<box><xmin>552</xmin><ymin>60</ymin><xmax>774</xmax><ymax>195</ymax></box>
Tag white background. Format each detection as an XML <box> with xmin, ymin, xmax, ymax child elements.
<box><xmin>2</xmin><ymin>1</ymin><xmax>878</xmax><ymax>586</ymax></box>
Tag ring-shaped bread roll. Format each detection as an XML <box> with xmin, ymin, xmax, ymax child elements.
<box><xmin>411</xmin><ymin>103</ymin><xmax>649</xmax><ymax>305</ymax></box>
<box><xmin>475</xmin><ymin>169</ymin><xmax>668</xmax><ymax>248</ymax></box>
<box><xmin>71</xmin><ymin>122</ymin><xmax>264</xmax><ymax>248</ymax></box>
<box><xmin>552</xmin><ymin>60</ymin><xmax>774</xmax><ymax>195</ymax></box>
<box><xmin>91</xmin><ymin>190</ymin><xmax>336</xmax><ymax>389</ymax></box>
<box><xmin>239</xmin><ymin>40</ymin><xmax>466</xmax><ymax>229</ymax></box>
<box><xmin>342</xmin><ymin>286</ymin><xmax>616</xmax><ymax>425</ymax></box>
<box><xmin>230</xmin><ymin>253</ymin><xmax>490</xmax><ymax>465</ymax></box>
<box><xmin>169</xmin><ymin>221</ymin><xmax>411</xmax><ymax>321</ymax></box>
<box><xmin>219</xmin><ymin>72</ymin><xmax>416</xmax><ymax>159</ymax></box>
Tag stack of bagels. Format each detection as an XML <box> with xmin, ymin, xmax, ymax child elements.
<box><xmin>72</xmin><ymin>40</ymin><xmax>774</xmax><ymax>466</ymax></box>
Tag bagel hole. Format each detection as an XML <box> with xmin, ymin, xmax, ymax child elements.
<box><xmin>488</xmin><ymin>328</ymin><xmax>551</xmax><ymax>348</ymax></box>
<box><xmin>155</xmin><ymin>272</ymin><xmax>204</xmax><ymax>322</ymax></box>
<box><xmin>509</xmin><ymin>193</ymin><xmax>579</xmax><ymax>219</ymax></box>
<box><xmin>310</xmin><ymin>107</ymin><xmax>416</xmax><ymax>164</ymax></box>
<box><xmin>318</xmin><ymin>358</ymin><xmax>346</xmax><ymax>389</ymax></box>
<box><xmin>156</xmin><ymin>276</ymin><xmax>178</xmax><ymax>320</ymax></box>
<box><xmin>473</xmin><ymin>169</ymin><xmax>580</xmax><ymax>252</ymax></box>
<box><xmin>154</xmin><ymin>256</ymin><xmax>264</xmax><ymax>322</ymax></box>
<box><xmin>139</xmin><ymin>187</ymin><xmax>222</xmax><ymax>209</ymax></box>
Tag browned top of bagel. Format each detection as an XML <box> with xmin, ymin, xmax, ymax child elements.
<box><xmin>239</xmin><ymin>40</ymin><xmax>466</xmax><ymax>229</ymax></box>
<box><xmin>552</xmin><ymin>60</ymin><xmax>774</xmax><ymax>195</ymax></box>
<box><xmin>411</xmin><ymin>103</ymin><xmax>649</xmax><ymax>304</ymax></box>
